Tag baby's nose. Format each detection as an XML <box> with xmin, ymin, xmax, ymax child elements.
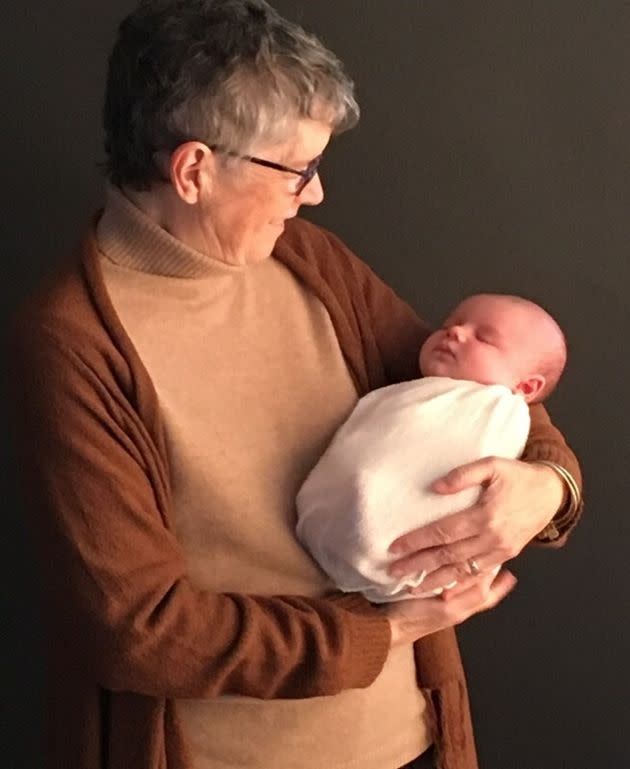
<box><xmin>446</xmin><ymin>324</ymin><xmax>466</xmax><ymax>341</ymax></box>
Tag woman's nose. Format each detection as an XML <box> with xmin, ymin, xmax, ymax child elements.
<box><xmin>298</xmin><ymin>172</ymin><xmax>324</xmax><ymax>206</ymax></box>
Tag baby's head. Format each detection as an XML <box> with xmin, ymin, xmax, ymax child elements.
<box><xmin>419</xmin><ymin>294</ymin><xmax>567</xmax><ymax>403</ymax></box>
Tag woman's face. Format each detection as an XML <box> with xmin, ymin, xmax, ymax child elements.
<box><xmin>199</xmin><ymin>118</ymin><xmax>331</xmax><ymax>265</ymax></box>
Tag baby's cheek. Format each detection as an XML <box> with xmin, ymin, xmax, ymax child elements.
<box><xmin>419</xmin><ymin>350</ymin><xmax>436</xmax><ymax>377</ymax></box>
<box><xmin>418</xmin><ymin>347</ymin><xmax>426</xmax><ymax>373</ymax></box>
<box><xmin>418</xmin><ymin>337</ymin><xmax>437</xmax><ymax>374</ymax></box>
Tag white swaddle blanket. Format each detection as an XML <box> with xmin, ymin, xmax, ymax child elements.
<box><xmin>296</xmin><ymin>377</ymin><xmax>530</xmax><ymax>603</ymax></box>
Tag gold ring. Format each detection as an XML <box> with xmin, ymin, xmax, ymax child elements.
<box><xmin>467</xmin><ymin>558</ymin><xmax>481</xmax><ymax>576</ymax></box>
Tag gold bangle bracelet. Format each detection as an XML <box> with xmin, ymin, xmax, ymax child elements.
<box><xmin>533</xmin><ymin>460</ymin><xmax>581</xmax><ymax>539</ymax></box>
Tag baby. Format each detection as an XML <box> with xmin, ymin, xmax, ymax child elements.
<box><xmin>296</xmin><ymin>293</ymin><xmax>567</xmax><ymax>602</ymax></box>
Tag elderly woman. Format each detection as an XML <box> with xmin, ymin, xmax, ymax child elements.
<box><xmin>10</xmin><ymin>2</ymin><xmax>582</xmax><ymax>769</ymax></box>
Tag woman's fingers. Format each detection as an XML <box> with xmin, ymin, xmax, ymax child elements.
<box><xmin>389</xmin><ymin>457</ymin><xmax>564</xmax><ymax>586</ymax></box>
<box><xmin>389</xmin><ymin>505</ymin><xmax>487</xmax><ymax>555</ymax></box>
<box><xmin>389</xmin><ymin>533</ymin><xmax>494</xmax><ymax>580</ymax></box>
<box><xmin>407</xmin><ymin>558</ymin><xmax>501</xmax><ymax>596</ymax></box>
<box><xmin>444</xmin><ymin>569</ymin><xmax>516</xmax><ymax>617</ymax></box>
<box><xmin>385</xmin><ymin>569</ymin><xmax>517</xmax><ymax>647</ymax></box>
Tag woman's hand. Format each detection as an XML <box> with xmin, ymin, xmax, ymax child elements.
<box><xmin>387</xmin><ymin>457</ymin><xmax>565</xmax><ymax>595</ymax></box>
<box><xmin>384</xmin><ymin>569</ymin><xmax>517</xmax><ymax>647</ymax></box>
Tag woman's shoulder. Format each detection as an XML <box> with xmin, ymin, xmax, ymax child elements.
<box><xmin>10</xmin><ymin>286</ymin><xmax>88</xmax><ymax>389</ymax></box>
<box><xmin>8</xmin><ymin>227</ymin><xmax>128</xmax><ymax>388</ymax></box>
<box><xmin>12</xmin><ymin>262</ymin><xmax>90</xmax><ymax>343</ymax></box>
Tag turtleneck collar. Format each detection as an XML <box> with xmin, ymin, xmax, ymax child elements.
<box><xmin>96</xmin><ymin>184</ymin><xmax>245</xmax><ymax>279</ymax></box>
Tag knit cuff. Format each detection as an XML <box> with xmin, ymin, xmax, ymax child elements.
<box><xmin>327</xmin><ymin>592</ymin><xmax>392</xmax><ymax>688</ymax></box>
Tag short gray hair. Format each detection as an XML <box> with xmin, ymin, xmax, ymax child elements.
<box><xmin>104</xmin><ymin>0</ymin><xmax>359</xmax><ymax>189</ymax></box>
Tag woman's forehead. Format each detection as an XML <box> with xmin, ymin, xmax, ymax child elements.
<box><xmin>256</xmin><ymin>118</ymin><xmax>332</xmax><ymax>161</ymax></box>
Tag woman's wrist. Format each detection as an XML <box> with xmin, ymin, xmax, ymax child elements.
<box><xmin>531</xmin><ymin>460</ymin><xmax>581</xmax><ymax>541</ymax></box>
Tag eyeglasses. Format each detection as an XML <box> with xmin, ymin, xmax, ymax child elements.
<box><xmin>210</xmin><ymin>145</ymin><xmax>322</xmax><ymax>195</ymax></box>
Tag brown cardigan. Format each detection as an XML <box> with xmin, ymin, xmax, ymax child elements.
<box><xmin>8</xmin><ymin>214</ymin><xmax>582</xmax><ymax>769</ymax></box>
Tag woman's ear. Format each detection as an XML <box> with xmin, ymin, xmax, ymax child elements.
<box><xmin>169</xmin><ymin>142</ymin><xmax>214</xmax><ymax>204</ymax></box>
<box><xmin>514</xmin><ymin>374</ymin><xmax>546</xmax><ymax>403</ymax></box>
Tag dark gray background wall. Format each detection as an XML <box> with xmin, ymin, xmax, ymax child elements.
<box><xmin>2</xmin><ymin>2</ymin><xmax>628</xmax><ymax>768</ymax></box>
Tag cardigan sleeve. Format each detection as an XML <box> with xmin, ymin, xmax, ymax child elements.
<box><xmin>8</xmin><ymin>325</ymin><xmax>391</xmax><ymax>701</ymax></box>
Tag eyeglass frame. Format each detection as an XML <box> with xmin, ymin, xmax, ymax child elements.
<box><xmin>210</xmin><ymin>144</ymin><xmax>323</xmax><ymax>195</ymax></box>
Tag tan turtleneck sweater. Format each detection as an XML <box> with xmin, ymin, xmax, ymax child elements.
<box><xmin>96</xmin><ymin>186</ymin><xmax>430</xmax><ymax>769</ymax></box>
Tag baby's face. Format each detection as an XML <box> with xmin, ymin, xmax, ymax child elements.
<box><xmin>419</xmin><ymin>295</ymin><xmax>541</xmax><ymax>389</ymax></box>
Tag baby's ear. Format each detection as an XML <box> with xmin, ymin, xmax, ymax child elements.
<box><xmin>514</xmin><ymin>374</ymin><xmax>546</xmax><ymax>403</ymax></box>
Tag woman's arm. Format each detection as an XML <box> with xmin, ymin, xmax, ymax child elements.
<box><xmin>385</xmin><ymin>401</ymin><xmax>584</xmax><ymax>594</ymax></box>
<box><xmin>281</xmin><ymin>219</ymin><xmax>583</xmax><ymax>595</ymax></box>
<box><xmin>8</xmin><ymin>327</ymin><xmax>392</xmax><ymax>701</ymax></box>
<box><xmin>10</xmin><ymin>324</ymin><xmax>514</xmax><ymax>695</ymax></box>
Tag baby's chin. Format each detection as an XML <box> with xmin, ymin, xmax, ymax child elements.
<box><xmin>418</xmin><ymin>346</ymin><xmax>462</xmax><ymax>378</ymax></box>
<box><xmin>420</xmin><ymin>361</ymin><xmax>460</xmax><ymax>379</ymax></box>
